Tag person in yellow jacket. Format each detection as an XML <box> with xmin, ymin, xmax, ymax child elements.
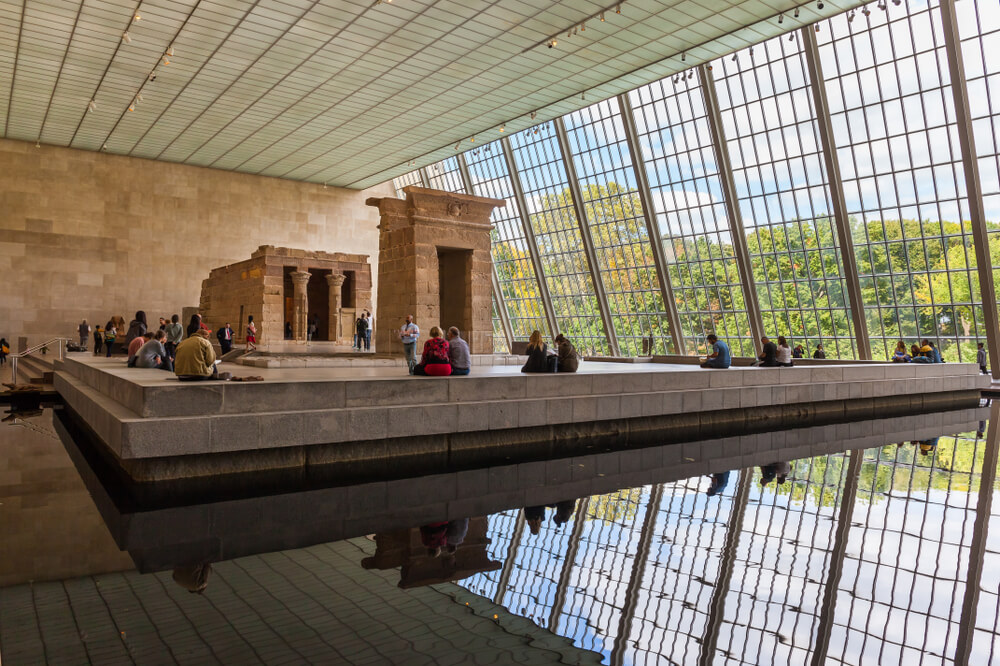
<box><xmin>174</xmin><ymin>329</ymin><xmax>219</xmax><ymax>381</ymax></box>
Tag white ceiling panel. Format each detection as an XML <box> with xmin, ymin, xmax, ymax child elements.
<box><xmin>0</xmin><ymin>0</ymin><xmax>867</xmax><ymax>187</ymax></box>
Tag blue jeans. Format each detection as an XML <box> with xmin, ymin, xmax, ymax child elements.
<box><xmin>364</xmin><ymin>331</ymin><xmax>371</xmax><ymax>351</ymax></box>
<box><xmin>451</xmin><ymin>367</ymin><xmax>470</xmax><ymax>375</ymax></box>
<box><xmin>403</xmin><ymin>342</ymin><xmax>417</xmax><ymax>374</ymax></box>
<box><xmin>700</xmin><ymin>357</ymin><xmax>730</xmax><ymax>369</ymax></box>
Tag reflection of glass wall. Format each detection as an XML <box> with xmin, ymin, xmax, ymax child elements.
<box><xmin>818</xmin><ymin>1</ymin><xmax>984</xmax><ymax>361</ymax></box>
<box><xmin>510</xmin><ymin>126</ymin><xmax>609</xmax><ymax>355</ymax></box>
<box><xmin>629</xmin><ymin>78</ymin><xmax>756</xmax><ymax>356</ymax></box>
<box><xmin>392</xmin><ymin>0</ymin><xmax>1000</xmax><ymax>360</ymax></box>
<box><xmin>564</xmin><ymin>100</ymin><xmax>677</xmax><ymax>355</ymax></box>
<box><xmin>465</xmin><ymin>146</ymin><xmax>549</xmax><ymax>339</ymax></box>
<box><xmin>713</xmin><ymin>35</ymin><xmax>856</xmax><ymax>358</ymax></box>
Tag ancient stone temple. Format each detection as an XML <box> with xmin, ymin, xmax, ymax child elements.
<box><xmin>199</xmin><ymin>245</ymin><xmax>372</xmax><ymax>347</ymax></box>
<box><xmin>367</xmin><ymin>186</ymin><xmax>504</xmax><ymax>355</ymax></box>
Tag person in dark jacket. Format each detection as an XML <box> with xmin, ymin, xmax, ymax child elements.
<box><xmin>125</xmin><ymin>310</ymin><xmax>147</xmax><ymax>348</ymax></box>
<box><xmin>554</xmin><ymin>333</ymin><xmax>579</xmax><ymax>373</ymax></box>
<box><xmin>186</xmin><ymin>314</ymin><xmax>203</xmax><ymax>338</ymax></box>
<box><xmin>216</xmin><ymin>323</ymin><xmax>234</xmax><ymax>355</ymax></box>
<box><xmin>521</xmin><ymin>330</ymin><xmax>553</xmax><ymax>373</ymax></box>
<box><xmin>757</xmin><ymin>336</ymin><xmax>778</xmax><ymax>367</ymax></box>
<box><xmin>812</xmin><ymin>343</ymin><xmax>826</xmax><ymax>359</ymax></box>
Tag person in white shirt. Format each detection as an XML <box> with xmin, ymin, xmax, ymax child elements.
<box><xmin>776</xmin><ymin>336</ymin><xmax>793</xmax><ymax>367</ymax></box>
<box><xmin>399</xmin><ymin>315</ymin><xmax>420</xmax><ymax>374</ymax></box>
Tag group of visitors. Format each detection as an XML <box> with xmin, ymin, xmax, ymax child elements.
<box><xmin>699</xmin><ymin>334</ymin><xmax>825</xmax><ymax>369</ymax></box>
<box><xmin>891</xmin><ymin>339</ymin><xmax>950</xmax><ymax>365</ymax></box>
<box><xmin>355</xmin><ymin>311</ymin><xmax>372</xmax><ymax>351</ymax></box>
<box><xmin>520</xmin><ymin>331</ymin><xmax>580</xmax><ymax>374</ymax></box>
<box><xmin>400</xmin><ymin>320</ymin><xmax>471</xmax><ymax>377</ymax></box>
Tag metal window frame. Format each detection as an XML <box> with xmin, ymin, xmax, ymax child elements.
<box><xmin>940</xmin><ymin>0</ymin><xmax>1000</xmax><ymax>378</ymax></box>
<box><xmin>553</xmin><ymin>116</ymin><xmax>621</xmax><ymax>356</ymax></box>
<box><xmin>699</xmin><ymin>63</ymin><xmax>765</xmax><ymax>353</ymax></box>
<box><xmin>499</xmin><ymin>136</ymin><xmax>560</xmax><ymax>339</ymax></box>
<box><xmin>802</xmin><ymin>26</ymin><xmax>873</xmax><ymax>360</ymax></box>
<box><xmin>418</xmin><ymin>167</ymin><xmax>431</xmax><ymax>188</ymax></box>
<box><xmin>618</xmin><ymin>92</ymin><xmax>687</xmax><ymax>355</ymax></box>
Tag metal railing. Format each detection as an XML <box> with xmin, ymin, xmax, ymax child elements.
<box><xmin>10</xmin><ymin>338</ymin><xmax>70</xmax><ymax>384</ymax></box>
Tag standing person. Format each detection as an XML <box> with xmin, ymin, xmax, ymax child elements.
<box><xmin>0</xmin><ymin>338</ymin><xmax>8</xmax><ymax>366</ymax></box>
<box><xmin>776</xmin><ymin>336</ymin><xmax>793</xmax><ymax>367</ymax></box>
<box><xmin>554</xmin><ymin>333</ymin><xmax>579</xmax><ymax>373</ymax></box>
<box><xmin>446</xmin><ymin>327</ymin><xmax>471</xmax><ymax>375</ymax></box>
<box><xmin>699</xmin><ymin>334</ymin><xmax>731</xmax><ymax>369</ymax></box>
<box><xmin>307</xmin><ymin>316</ymin><xmax>317</xmax><ymax>342</ymax></box>
<box><xmin>93</xmin><ymin>326</ymin><xmax>104</xmax><ymax>355</ymax></box>
<box><xmin>164</xmin><ymin>314</ymin><xmax>183</xmax><ymax>361</ymax></box>
<box><xmin>813</xmin><ymin>343</ymin><xmax>826</xmax><ymax>359</ymax></box>
<box><xmin>125</xmin><ymin>311</ymin><xmax>147</xmax><ymax>348</ymax></box>
<box><xmin>757</xmin><ymin>336</ymin><xmax>778</xmax><ymax>367</ymax></box>
<box><xmin>364</xmin><ymin>311</ymin><xmax>373</xmax><ymax>351</ymax></box>
<box><xmin>978</xmin><ymin>342</ymin><xmax>988</xmax><ymax>375</ymax></box>
<box><xmin>399</xmin><ymin>315</ymin><xmax>420</xmax><ymax>374</ymax></box>
<box><xmin>217</xmin><ymin>322</ymin><xmax>234</xmax><ymax>355</ymax></box>
<box><xmin>78</xmin><ymin>319</ymin><xmax>91</xmax><ymax>347</ymax></box>
<box><xmin>245</xmin><ymin>315</ymin><xmax>257</xmax><ymax>352</ymax></box>
<box><xmin>356</xmin><ymin>315</ymin><xmax>369</xmax><ymax>352</ymax></box>
<box><xmin>104</xmin><ymin>323</ymin><xmax>117</xmax><ymax>357</ymax></box>
<box><xmin>186</xmin><ymin>314</ymin><xmax>203</xmax><ymax>338</ymax></box>
<box><xmin>158</xmin><ymin>317</ymin><xmax>167</xmax><ymax>331</ymax></box>
<box><xmin>284</xmin><ymin>321</ymin><xmax>293</xmax><ymax>340</ymax></box>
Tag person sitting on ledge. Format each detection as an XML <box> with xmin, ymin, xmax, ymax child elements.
<box><xmin>521</xmin><ymin>330</ymin><xmax>553</xmax><ymax>373</ymax></box>
<box><xmin>554</xmin><ymin>333</ymin><xmax>580</xmax><ymax>373</ymax></box>
<box><xmin>127</xmin><ymin>331</ymin><xmax>153</xmax><ymax>367</ymax></box>
<box><xmin>912</xmin><ymin>345</ymin><xmax>934</xmax><ymax>363</ymax></box>
<box><xmin>892</xmin><ymin>340</ymin><xmax>911</xmax><ymax>363</ymax></box>
<box><xmin>413</xmin><ymin>326</ymin><xmax>451</xmax><ymax>376</ymax></box>
<box><xmin>776</xmin><ymin>336</ymin><xmax>793</xmax><ymax>367</ymax></box>
<box><xmin>757</xmin><ymin>336</ymin><xmax>778</xmax><ymax>367</ymax></box>
<box><xmin>136</xmin><ymin>330</ymin><xmax>172</xmax><ymax>372</ymax></box>
<box><xmin>445</xmin><ymin>326</ymin><xmax>471</xmax><ymax>375</ymax></box>
<box><xmin>174</xmin><ymin>329</ymin><xmax>220</xmax><ymax>381</ymax></box>
<box><xmin>699</xmin><ymin>334</ymin><xmax>731</xmax><ymax>369</ymax></box>
<box><xmin>813</xmin><ymin>343</ymin><xmax>826</xmax><ymax>359</ymax></box>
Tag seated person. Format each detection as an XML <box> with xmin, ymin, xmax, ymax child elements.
<box><xmin>174</xmin><ymin>329</ymin><xmax>219</xmax><ymax>381</ymax></box>
<box><xmin>554</xmin><ymin>333</ymin><xmax>579</xmax><ymax>373</ymax></box>
<box><xmin>892</xmin><ymin>346</ymin><xmax>911</xmax><ymax>363</ymax></box>
<box><xmin>813</xmin><ymin>344</ymin><xmax>826</xmax><ymax>359</ymax></box>
<box><xmin>912</xmin><ymin>345</ymin><xmax>934</xmax><ymax>363</ymax></box>
<box><xmin>757</xmin><ymin>336</ymin><xmax>778</xmax><ymax>367</ymax></box>
<box><xmin>520</xmin><ymin>330</ymin><xmax>553</xmax><ymax>373</ymax></box>
<box><xmin>792</xmin><ymin>344</ymin><xmax>804</xmax><ymax>359</ymax></box>
<box><xmin>127</xmin><ymin>332</ymin><xmax>153</xmax><ymax>367</ymax></box>
<box><xmin>445</xmin><ymin>326</ymin><xmax>471</xmax><ymax>375</ymax></box>
<box><xmin>413</xmin><ymin>326</ymin><xmax>451</xmax><ymax>376</ymax></box>
<box><xmin>135</xmin><ymin>330</ymin><xmax>172</xmax><ymax>371</ymax></box>
<box><xmin>699</xmin><ymin>334</ymin><xmax>731</xmax><ymax>369</ymax></box>
<box><xmin>776</xmin><ymin>336</ymin><xmax>793</xmax><ymax>367</ymax></box>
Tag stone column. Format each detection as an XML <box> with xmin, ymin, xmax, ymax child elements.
<box><xmin>290</xmin><ymin>270</ymin><xmax>311</xmax><ymax>342</ymax></box>
<box><xmin>326</xmin><ymin>273</ymin><xmax>346</xmax><ymax>343</ymax></box>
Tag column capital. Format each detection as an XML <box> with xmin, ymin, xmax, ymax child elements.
<box><xmin>326</xmin><ymin>273</ymin><xmax>347</xmax><ymax>288</ymax></box>
<box><xmin>290</xmin><ymin>270</ymin><xmax>312</xmax><ymax>287</ymax></box>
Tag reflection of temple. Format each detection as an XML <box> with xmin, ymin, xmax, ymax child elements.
<box><xmin>199</xmin><ymin>245</ymin><xmax>372</xmax><ymax>347</ymax></box>
<box><xmin>361</xmin><ymin>517</ymin><xmax>500</xmax><ymax>589</ymax></box>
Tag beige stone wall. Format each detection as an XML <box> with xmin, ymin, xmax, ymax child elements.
<box><xmin>0</xmin><ymin>138</ymin><xmax>392</xmax><ymax>346</ymax></box>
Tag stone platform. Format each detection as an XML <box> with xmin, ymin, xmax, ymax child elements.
<box><xmin>52</xmin><ymin>354</ymin><xmax>990</xmax><ymax>483</ymax></box>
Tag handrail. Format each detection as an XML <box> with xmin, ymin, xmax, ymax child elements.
<box><xmin>10</xmin><ymin>337</ymin><xmax>71</xmax><ymax>384</ymax></box>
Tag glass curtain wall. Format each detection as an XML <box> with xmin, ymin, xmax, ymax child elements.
<box><xmin>629</xmin><ymin>77</ymin><xmax>756</xmax><ymax>357</ymax></box>
<box><xmin>817</xmin><ymin>1</ymin><xmax>984</xmax><ymax>361</ymax></box>
<box><xmin>391</xmin><ymin>169</ymin><xmax>422</xmax><ymax>198</ymax></box>
<box><xmin>510</xmin><ymin>125</ymin><xmax>609</xmax><ymax>355</ymax></box>
<box><xmin>425</xmin><ymin>156</ymin><xmax>465</xmax><ymax>193</ymax></box>
<box><xmin>391</xmin><ymin>0</ymin><xmax>998</xmax><ymax>360</ymax></box>
<box><xmin>712</xmin><ymin>34</ymin><xmax>857</xmax><ymax>358</ymax></box>
<box><xmin>563</xmin><ymin>99</ymin><xmax>677</xmax><ymax>355</ymax></box>
<box><xmin>464</xmin><ymin>145</ymin><xmax>549</xmax><ymax>339</ymax></box>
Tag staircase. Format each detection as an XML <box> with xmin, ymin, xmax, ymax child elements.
<box><xmin>13</xmin><ymin>353</ymin><xmax>55</xmax><ymax>385</ymax></box>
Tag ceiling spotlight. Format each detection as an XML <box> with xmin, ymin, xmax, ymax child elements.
<box><xmin>133</xmin><ymin>12</ymin><xmax>141</xmax><ymax>21</ymax></box>
<box><xmin>581</xmin><ymin>92</ymin><xmax>585</xmax><ymax>100</ymax></box>
<box><xmin>499</xmin><ymin>123</ymin><xmax>505</xmax><ymax>132</ymax></box>
<box><xmin>848</xmin><ymin>11</ymin><xmax>855</xmax><ymax>22</ymax></box>
<box><xmin>121</xmin><ymin>31</ymin><xmax>131</xmax><ymax>44</ymax></box>
<box><xmin>817</xmin><ymin>1</ymin><xmax>824</xmax><ymax>9</ymax></box>
<box><xmin>877</xmin><ymin>0</ymin><xmax>886</xmax><ymax>9</ymax></box>
<box><xmin>148</xmin><ymin>72</ymin><xmax>156</xmax><ymax>81</ymax></box>
<box><xmin>687</xmin><ymin>70</ymin><xmax>693</xmax><ymax>79</ymax></box>
<box><xmin>749</xmin><ymin>46</ymin><xmax>754</xmax><ymax>57</ymax></box>
<box><xmin>162</xmin><ymin>55</ymin><xmax>170</xmax><ymax>65</ymax></box>
<box><xmin>788</xmin><ymin>32</ymin><xmax>795</xmax><ymax>41</ymax></box>
<box><xmin>616</xmin><ymin>4</ymin><xmax>621</xmax><ymax>14</ymax></box>
<box><xmin>893</xmin><ymin>0</ymin><xmax>901</xmax><ymax>5</ymax></box>
<box><xmin>136</xmin><ymin>93</ymin><xmax>143</xmax><ymax>102</ymax></box>
<box><xmin>815</xmin><ymin>23</ymin><xmax>821</xmax><ymax>32</ymax></box>
<box><xmin>470</xmin><ymin>136</ymin><xmax>475</xmax><ymax>142</ymax></box>
<box><xmin>731</xmin><ymin>53</ymin><xmax>738</xmax><ymax>62</ymax></box>
<box><xmin>548</xmin><ymin>38</ymin><xmax>557</xmax><ymax>48</ymax></box>
<box><xmin>166</xmin><ymin>45</ymin><xmax>174</xmax><ymax>57</ymax></box>
<box><xmin>454</xmin><ymin>142</ymin><xmax>460</xmax><ymax>150</ymax></box>
<box><xmin>101</xmin><ymin>143</ymin><xmax>108</xmax><ymax>151</ymax></box>
<box><xmin>794</xmin><ymin>7</ymin><xmax>800</xmax><ymax>18</ymax></box>
<box><xmin>580</xmin><ymin>22</ymin><xmax>585</xmax><ymax>32</ymax></box>
<box><xmin>530</xmin><ymin>111</ymin><xmax>537</xmax><ymax>120</ymax></box>
<box><xmin>128</xmin><ymin>102</ymin><xmax>135</xmax><ymax>112</ymax></box>
<box><xmin>778</xmin><ymin>13</ymin><xmax>784</xmax><ymax>24</ymax></box>
<box><xmin>681</xmin><ymin>52</ymin><xmax>686</xmax><ymax>61</ymax></box>
<box><xmin>88</xmin><ymin>99</ymin><xmax>97</xmax><ymax>112</ymax></box>
<box><xmin>600</xmin><ymin>12</ymin><xmax>605</xmax><ymax>21</ymax></box>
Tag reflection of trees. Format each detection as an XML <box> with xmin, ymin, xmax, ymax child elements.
<box><xmin>492</xmin><ymin>179</ymin><xmax>1000</xmax><ymax>361</ymax></box>
<box><xmin>585</xmin><ymin>488</ymin><xmax>644</xmax><ymax>525</ymax></box>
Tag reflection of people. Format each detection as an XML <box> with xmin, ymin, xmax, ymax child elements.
<box><xmin>524</xmin><ymin>500</ymin><xmax>578</xmax><ymax>535</ymax></box>
<box><xmin>760</xmin><ymin>462</ymin><xmax>791</xmax><ymax>486</ymax></box>
<box><xmin>707</xmin><ymin>471</ymin><xmax>731</xmax><ymax>496</ymax></box>
<box><xmin>420</xmin><ymin>519</ymin><xmax>470</xmax><ymax>557</ymax></box>
<box><xmin>917</xmin><ymin>437</ymin><xmax>939</xmax><ymax>457</ymax></box>
<box><xmin>172</xmin><ymin>564</ymin><xmax>212</xmax><ymax>594</ymax></box>
<box><xmin>700</xmin><ymin>334</ymin><xmax>731</xmax><ymax>369</ymax></box>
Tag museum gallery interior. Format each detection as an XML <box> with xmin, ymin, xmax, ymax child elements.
<box><xmin>4</xmin><ymin>1</ymin><xmax>1000</xmax><ymax>664</ymax></box>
